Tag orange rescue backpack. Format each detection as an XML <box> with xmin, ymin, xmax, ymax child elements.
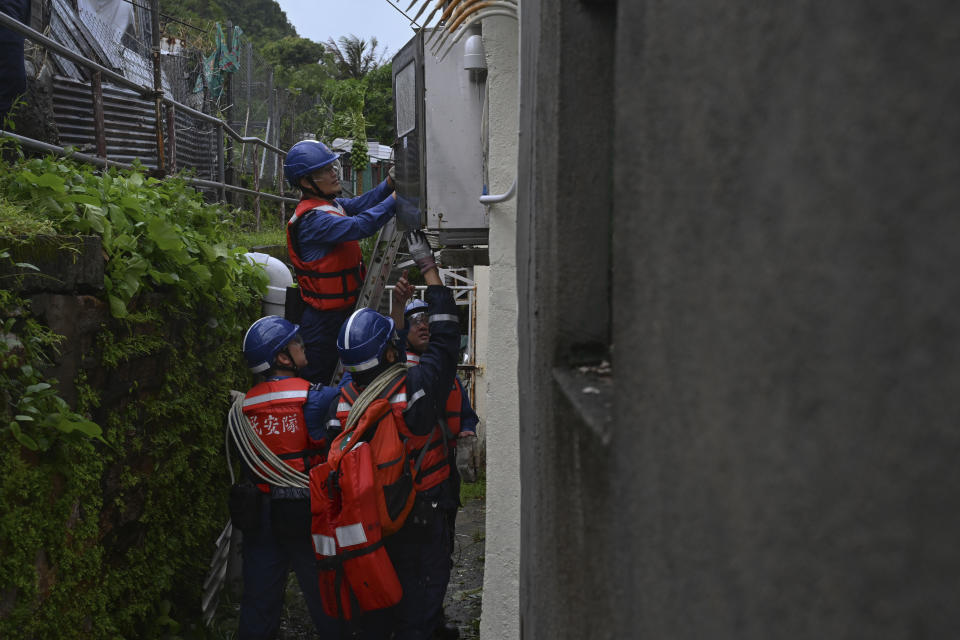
<box><xmin>310</xmin><ymin>440</ymin><xmax>401</xmax><ymax>620</ymax></box>
<box><xmin>310</xmin><ymin>367</ymin><xmax>434</xmax><ymax>619</ymax></box>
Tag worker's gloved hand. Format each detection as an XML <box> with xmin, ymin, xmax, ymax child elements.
<box><xmin>406</xmin><ymin>230</ymin><xmax>437</xmax><ymax>275</ymax></box>
<box><xmin>457</xmin><ymin>433</ymin><xmax>479</xmax><ymax>483</ymax></box>
<box><xmin>388</xmin><ymin>165</ymin><xmax>396</xmax><ymax>188</ymax></box>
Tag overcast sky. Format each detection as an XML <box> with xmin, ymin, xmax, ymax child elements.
<box><xmin>275</xmin><ymin>0</ymin><xmax>420</xmax><ymax>62</ymax></box>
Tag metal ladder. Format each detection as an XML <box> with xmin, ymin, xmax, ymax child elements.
<box><xmin>329</xmin><ymin>217</ymin><xmax>406</xmax><ymax>383</ymax></box>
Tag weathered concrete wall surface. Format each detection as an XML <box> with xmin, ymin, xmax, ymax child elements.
<box><xmin>518</xmin><ymin>1</ymin><xmax>960</xmax><ymax>638</ymax></box>
<box><xmin>2</xmin><ymin>236</ymin><xmax>108</xmax><ymax>407</ymax></box>
<box><xmin>479</xmin><ymin>15</ymin><xmax>521</xmax><ymax>640</ymax></box>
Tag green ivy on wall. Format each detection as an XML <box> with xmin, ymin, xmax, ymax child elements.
<box><xmin>1</xmin><ymin>148</ymin><xmax>269</xmax><ymax>638</ymax></box>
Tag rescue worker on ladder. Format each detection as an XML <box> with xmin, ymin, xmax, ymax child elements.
<box><xmin>283</xmin><ymin>139</ymin><xmax>397</xmax><ymax>385</ymax></box>
<box><xmin>328</xmin><ymin>231</ymin><xmax>460</xmax><ymax>639</ymax></box>
<box><xmin>390</xmin><ymin>294</ymin><xmax>480</xmax><ymax>640</ymax></box>
<box><xmin>236</xmin><ymin>316</ymin><xmax>342</xmax><ymax>639</ymax></box>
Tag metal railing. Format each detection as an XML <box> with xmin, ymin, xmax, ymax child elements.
<box><xmin>384</xmin><ymin>268</ymin><xmax>479</xmax><ymax>401</ymax></box>
<box><xmin>0</xmin><ymin>7</ymin><xmax>297</xmax><ymax>210</ymax></box>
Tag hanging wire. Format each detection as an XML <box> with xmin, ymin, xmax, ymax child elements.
<box><xmin>383</xmin><ymin>0</ymin><xmax>423</xmax><ymax>28</ymax></box>
<box><xmin>118</xmin><ymin>0</ymin><xmax>206</xmax><ymax>33</ymax></box>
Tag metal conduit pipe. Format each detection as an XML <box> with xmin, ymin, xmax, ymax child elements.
<box><xmin>435</xmin><ymin>9</ymin><xmax>520</xmax><ymax>61</ymax></box>
<box><xmin>431</xmin><ymin>3</ymin><xmax>518</xmax><ymax>58</ymax></box>
<box><xmin>0</xmin><ymin>129</ymin><xmax>132</xmax><ymax>169</ymax></box>
<box><xmin>423</xmin><ymin>0</ymin><xmax>483</xmax><ymax>47</ymax></box>
<box><xmin>409</xmin><ymin>0</ymin><xmax>444</xmax><ymax>27</ymax></box>
<box><xmin>431</xmin><ymin>0</ymin><xmax>517</xmax><ymax>60</ymax></box>
<box><xmin>479</xmin><ymin>178</ymin><xmax>517</xmax><ymax>204</ymax></box>
<box><xmin>0</xmin><ymin>129</ymin><xmax>299</xmax><ymax>205</ymax></box>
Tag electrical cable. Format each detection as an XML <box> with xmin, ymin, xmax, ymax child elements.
<box><xmin>424</xmin><ymin>0</ymin><xmax>483</xmax><ymax>47</ymax></box>
<box><xmin>225</xmin><ymin>407</ymin><xmax>236</xmax><ymax>484</ymax></box>
<box><xmin>384</xmin><ymin>0</ymin><xmax>423</xmax><ymax>28</ymax></box>
<box><xmin>434</xmin><ymin>6</ymin><xmax>518</xmax><ymax>61</ymax></box>
<box><xmin>425</xmin><ymin>0</ymin><xmax>518</xmax><ymax>57</ymax></box>
<box><xmin>409</xmin><ymin>0</ymin><xmax>445</xmax><ymax>30</ymax></box>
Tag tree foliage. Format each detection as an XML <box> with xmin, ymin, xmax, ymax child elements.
<box><xmin>262</xmin><ymin>36</ymin><xmax>334</xmax><ymax>96</ymax></box>
<box><xmin>362</xmin><ymin>63</ymin><xmax>396</xmax><ymax>143</ymax></box>
<box><xmin>160</xmin><ymin>0</ymin><xmax>296</xmax><ymax>48</ymax></box>
<box><xmin>159</xmin><ymin>0</ymin><xmax>395</xmax><ymax>150</ymax></box>
<box><xmin>325</xmin><ymin>34</ymin><xmax>387</xmax><ymax>80</ymax></box>
<box><xmin>261</xmin><ymin>36</ymin><xmax>326</xmax><ymax>69</ymax></box>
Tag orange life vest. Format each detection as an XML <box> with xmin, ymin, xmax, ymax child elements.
<box><xmin>405</xmin><ymin>352</ymin><xmax>463</xmax><ymax>480</ymax></box>
<box><xmin>287</xmin><ymin>198</ymin><xmax>366</xmax><ymax>311</ymax></box>
<box><xmin>339</xmin><ymin>371</ymin><xmax>456</xmax><ymax>494</ymax></box>
<box><xmin>241</xmin><ymin>378</ymin><xmax>327</xmax><ymax>493</ymax></box>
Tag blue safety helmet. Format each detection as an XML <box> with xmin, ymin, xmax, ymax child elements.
<box><xmin>337</xmin><ymin>307</ymin><xmax>398</xmax><ymax>373</ymax></box>
<box><xmin>243</xmin><ymin>316</ymin><xmax>300</xmax><ymax>373</ymax></box>
<box><xmin>283</xmin><ymin>139</ymin><xmax>340</xmax><ymax>188</ymax></box>
<box><xmin>403</xmin><ymin>299</ymin><xmax>429</xmax><ymax>326</ymax></box>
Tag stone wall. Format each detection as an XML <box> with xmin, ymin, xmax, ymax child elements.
<box><xmin>3</xmin><ymin>235</ymin><xmax>109</xmax><ymax>407</ymax></box>
<box><xmin>1</xmin><ymin>233</ymin><xmax>256</xmax><ymax>634</ymax></box>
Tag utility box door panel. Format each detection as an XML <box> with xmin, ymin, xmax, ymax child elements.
<box><xmin>423</xmin><ymin>29</ymin><xmax>487</xmax><ymax>232</ymax></box>
<box><xmin>392</xmin><ymin>34</ymin><xmax>425</xmax><ymax>231</ymax></box>
<box><xmin>392</xmin><ymin>29</ymin><xmax>488</xmax><ymax>238</ymax></box>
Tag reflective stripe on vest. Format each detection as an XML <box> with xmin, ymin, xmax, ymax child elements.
<box><xmin>313</xmin><ymin>533</ymin><xmax>336</xmax><ymax>557</ymax></box>
<box><xmin>243</xmin><ymin>388</ymin><xmax>309</xmax><ymax>408</ymax></box>
<box><xmin>335</xmin><ymin>522</ymin><xmax>368</xmax><ymax>547</ymax></box>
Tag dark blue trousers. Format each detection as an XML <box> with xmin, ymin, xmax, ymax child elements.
<box><xmin>384</xmin><ymin>497</ymin><xmax>452</xmax><ymax>640</ymax></box>
<box><xmin>299</xmin><ymin>306</ymin><xmax>352</xmax><ymax>385</ymax></box>
<box><xmin>238</xmin><ymin>497</ymin><xmax>341</xmax><ymax>639</ymax></box>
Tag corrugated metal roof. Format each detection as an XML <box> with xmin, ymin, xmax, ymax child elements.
<box><xmin>330</xmin><ymin>138</ymin><xmax>394</xmax><ymax>163</ymax></box>
<box><xmin>49</xmin><ymin>0</ymin><xmax>173</xmax><ymax>97</ymax></box>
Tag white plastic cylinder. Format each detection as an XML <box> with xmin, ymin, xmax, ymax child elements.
<box><xmin>464</xmin><ymin>34</ymin><xmax>486</xmax><ymax>71</ymax></box>
<box><xmin>244</xmin><ymin>252</ymin><xmax>293</xmax><ymax>317</ymax></box>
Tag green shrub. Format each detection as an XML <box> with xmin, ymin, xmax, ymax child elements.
<box><xmin>0</xmin><ymin>150</ymin><xmax>267</xmax><ymax>638</ymax></box>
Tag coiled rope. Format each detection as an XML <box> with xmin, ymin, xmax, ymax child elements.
<box><xmin>343</xmin><ymin>364</ymin><xmax>408</xmax><ymax>432</ymax></box>
<box><xmin>225</xmin><ymin>394</ymin><xmax>308</xmax><ymax>488</ymax></box>
<box><xmin>225</xmin><ymin>362</ymin><xmax>408</xmax><ymax>484</ymax></box>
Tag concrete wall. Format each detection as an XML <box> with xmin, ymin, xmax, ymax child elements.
<box><xmin>479</xmin><ymin>15</ymin><xmax>521</xmax><ymax>640</ymax></box>
<box><xmin>518</xmin><ymin>1</ymin><xmax>960</xmax><ymax>638</ymax></box>
<box><xmin>472</xmin><ymin>265</ymin><xmax>489</xmax><ymax>429</ymax></box>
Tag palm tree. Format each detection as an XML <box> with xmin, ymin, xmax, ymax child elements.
<box><xmin>324</xmin><ymin>34</ymin><xmax>386</xmax><ymax>79</ymax></box>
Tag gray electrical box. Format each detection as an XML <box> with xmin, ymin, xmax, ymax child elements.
<box><xmin>392</xmin><ymin>29</ymin><xmax>488</xmax><ymax>246</ymax></box>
